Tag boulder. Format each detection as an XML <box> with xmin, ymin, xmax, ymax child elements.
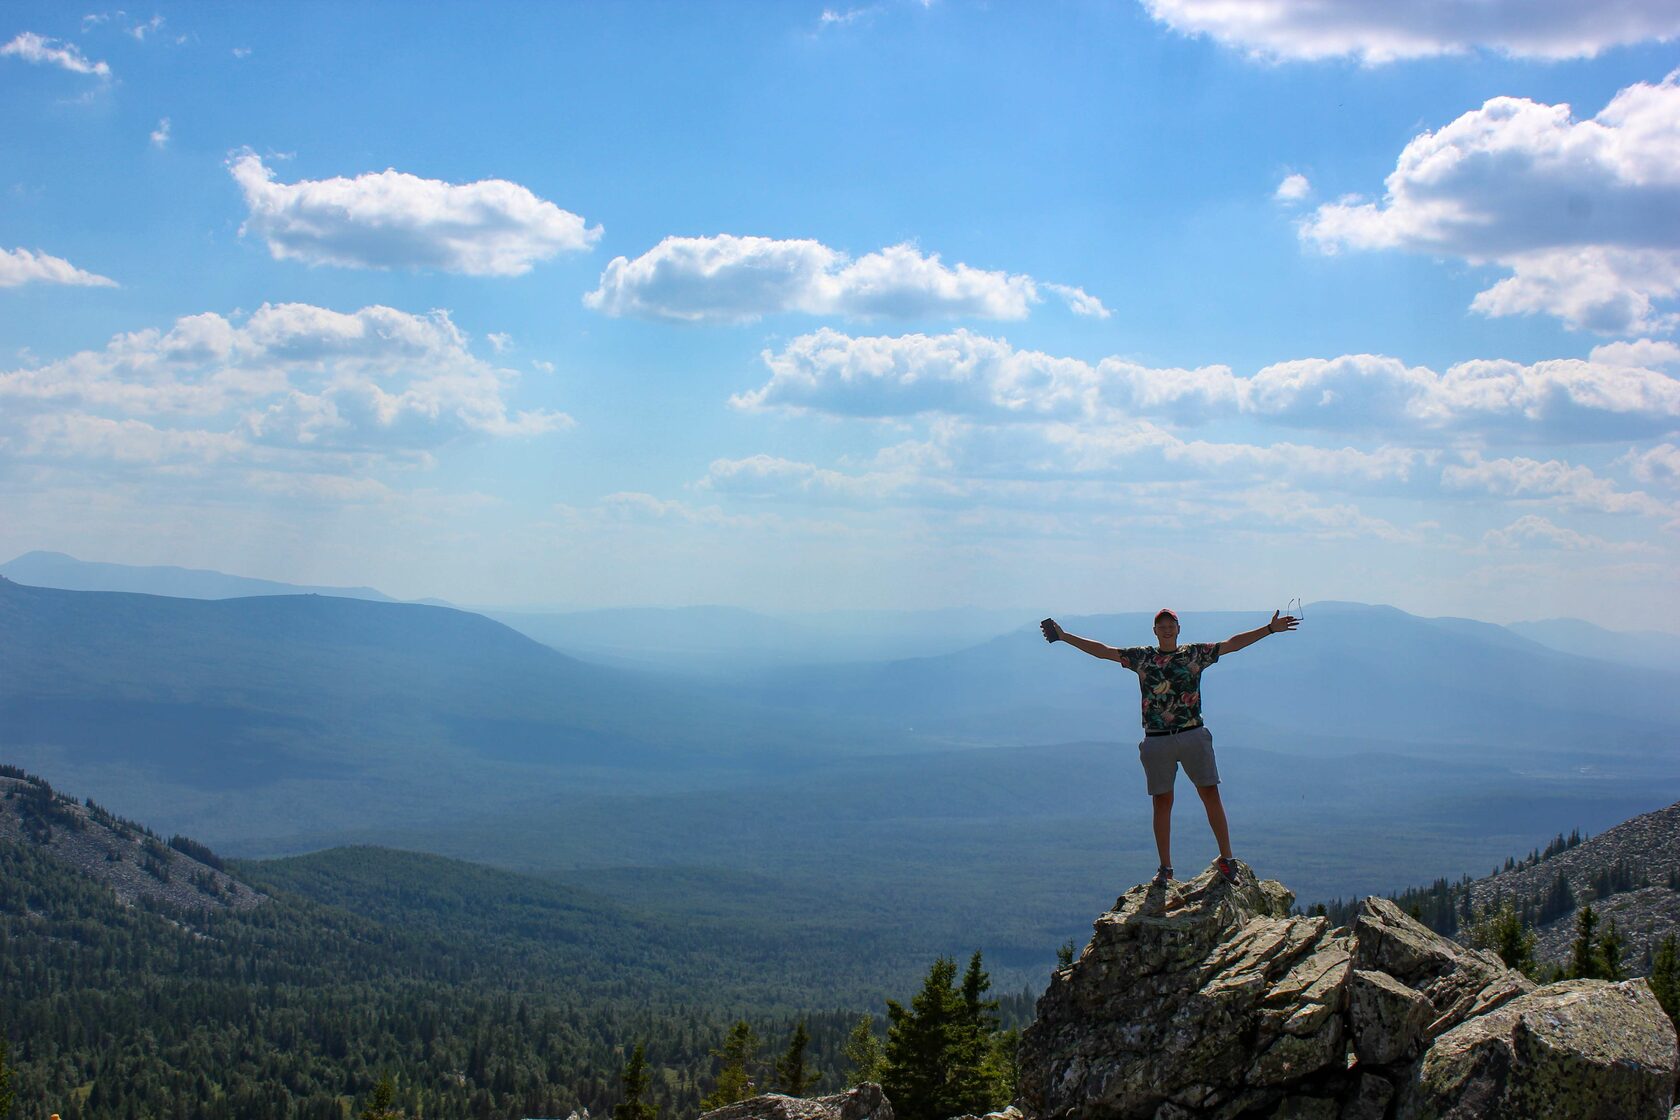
<box><xmin>1346</xmin><ymin>970</ymin><xmax>1431</xmax><ymax>1066</ymax></box>
<box><xmin>1396</xmin><ymin>979</ymin><xmax>1678</xmax><ymax>1120</ymax></box>
<box><xmin>699</xmin><ymin>1084</ymin><xmax>893</xmax><ymax>1120</ymax></box>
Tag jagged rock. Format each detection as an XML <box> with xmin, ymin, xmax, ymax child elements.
<box><xmin>1396</xmin><ymin>979</ymin><xmax>1678</xmax><ymax>1120</ymax></box>
<box><xmin>1350</xmin><ymin>898</ymin><xmax>1529</xmax><ymax>1040</ymax></box>
<box><xmin>1346</xmin><ymin>970</ymin><xmax>1431</xmax><ymax>1066</ymax></box>
<box><xmin>1016</xmin><ymin>868</ymin><xmax>1678</xmax><ymax>1120</ymax></box>
<box><xmin>699</xmin><ymin>1084</ymin><xmax>893</xmax><ymax>1120</ymax></box>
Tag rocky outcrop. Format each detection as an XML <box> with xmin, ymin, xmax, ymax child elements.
<box><xmin>1016</xmin><ymin>862</ymin><xmax>1678</xmax><ymax>1120</ymax></box>
<box><xmin>699</xmin><ymin>1084</ymin><xmax>893</xmax><ymax>1120</ymax></box>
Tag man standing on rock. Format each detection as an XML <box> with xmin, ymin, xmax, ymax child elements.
<box><xmin>1039</xmin><ymin>608</ymin><xmax>1297</xmax><ymax>887</ymax></box>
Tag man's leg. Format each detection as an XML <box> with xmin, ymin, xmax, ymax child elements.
<box><xmin>1196</xmin><ymin>784</ymin><xmax>1233</xmax><ymax>861</ymax></box>
<box><xmin>1151</xmin><ymin>791</ymin><xmax>1174</xmax><ymax>869</ymax></box>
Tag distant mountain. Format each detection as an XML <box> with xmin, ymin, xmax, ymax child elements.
<box><xmin>740</xmin><ymin>601</ymin><xmax>1680</xmax><ymax>758</ymax></box>
<box><xmin>0</xmin><ymin>549</ymin><xmax>406</xmax><ymax>602</ymax></box>
<box><xmin>0</xmin><ymin>578</ymin><xmax>919</xmax><ymax>847</ymax></box>
<box><xmin>489</xmin><ymin>604</ymin><xmax>1029</xmax><ymax>675</ymax></box>
<box><xmin>1508</xmin><ymin>617</ymin><xmax>1680</xmax><ymax>674</ymax></box>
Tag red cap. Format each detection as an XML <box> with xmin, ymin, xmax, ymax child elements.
<box><xmin>1154</xmin><ymin>608</ymin><xmax>1178</xmax><ymax>623</ymax></box>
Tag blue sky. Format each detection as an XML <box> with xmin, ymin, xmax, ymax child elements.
<box><xmin>3</xmin><ymin>1</ymin><xmax>1679</xmax><ymax>628</ymax></box>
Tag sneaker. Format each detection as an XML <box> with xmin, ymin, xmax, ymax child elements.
<box><xmin>1215</xmin><ymin>856</ymin><xmax>1239</xmax><ymax>884</ymax></box>
<box><xmin>1152</xmin><ymin>864</ymin><xmax>1173</xmax><ymax>887</ymax></box>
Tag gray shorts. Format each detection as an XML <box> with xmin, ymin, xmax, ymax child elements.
<box><xmin>1138</xmin><ymin>725</ymin><xmax>1219</xmax><ymax>795</ymax></box>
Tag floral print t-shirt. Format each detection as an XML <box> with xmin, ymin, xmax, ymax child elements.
<box><xmin>1116</xmin><ymin>643</ymin><xmax>1220</xmax><ymax>733</ymax></box>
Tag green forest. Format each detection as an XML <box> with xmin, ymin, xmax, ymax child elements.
<box><xmin>0</xmin><ymin>784</ymin><xmax>1034</xmax><ymax>1120</ymax></box>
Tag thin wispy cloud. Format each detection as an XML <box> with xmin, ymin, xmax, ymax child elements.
<box><xmin>0</xmin><ymin>247</ymin><xmax>116</xmax><ymax>289</ymax></box>
<box><xmin>1304</xmin><ymin>71</ymin><xmax>1680</xmax><ymax>334</ymax></box>
<box><xmin>1</xmin><ymin>31</ymin><xmax>111</xmax><ymax>78</ymax></box>
<box><xmin>1142</xmin><ymin>0</ymin><xmax>1680</xmax><ymax>63</ymax></box>
<box><xmin>229</xmin><ymin>154</ymin><xmax>602</xmax><ymax>276</ymax></box>
<box><xmin>150</xmin><ymin>117</ymin><xmax>171</xmax><ymax>149</ymax></box>
<box><xmin>585</xmin><ymin>235</ymin><xmax>1100</xmax><ymax>323</ymax></box>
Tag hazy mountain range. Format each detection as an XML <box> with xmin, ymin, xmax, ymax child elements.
<box><xmin>3</xmin><ymin>557</ymin><xmax>1678</xmax><ymax>966</ymax></box>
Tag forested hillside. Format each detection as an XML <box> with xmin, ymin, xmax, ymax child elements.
<box><xmin>0</xmin><ymin>770</ymin><xmax>1032</xmax><ymax>1120</ymax></box>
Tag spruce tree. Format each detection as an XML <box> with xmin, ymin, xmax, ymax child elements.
<box><xmin>0</xmin><ymin>1036</ymin><xmax>12</xmax><ymax>1120</ymax></box>
<box><xmin>843</xmin><ymin>1017</ymin><xmax>886</xmax><ymax>1085</ymax></box>
<box><xmin>359</xmin><ymin>1074</ymin><xmax>402</xmax><ymax>1120</ymax></box>
<box><xmin>883</xmin><ymin>956</ymin><xmax>995</xmax><ymax>1120</ymax></box>
<box><xmin>615</xmin><ymin>1043</ymin><xmax>659</xmax><ymax>1120</ymax></box>
<box><xmin>1568</xmin><ymin>904</ymin><xmax>1602</xmax><ymax>979</ymax></box>
<box><xmin>702</xmin><ymin>1021</ymin><xmax>760</xmax><ymax>1109</ymax></box>
<box><xmin>775</xmin><ymin>1021</ymin><xmax>814</xmax><ymax>1096</ymax></box>
<box><xmin>1597</xmin><ymin>918</ymin><xmax>1625</xmax><ymax>981</ymax></box>
<box><xmin>1467</xmin><ymin>901</ymin><xmax>1536</xmax><ymax>976</ymax></box>
<box><xmin>1649</xmin><ymin>935</ymin><xmax>1679</xmax><ymax>1033</ymax></box>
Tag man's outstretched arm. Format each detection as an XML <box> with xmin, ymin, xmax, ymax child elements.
<box><xmin>1041</xmin><ymin>618</ymin><xmax>1127</xmax><ymax>662</ymax></box>
<box><xmin>1217</xmin><ymin>610</ymin><xmax>1298</xmax><ymax>656</ymax></box>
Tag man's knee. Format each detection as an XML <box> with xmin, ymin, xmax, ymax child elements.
<box><xmin>1152</xmin><ymin>791</ymin><xmax>1174</xmax><ymax>810</ymax></box>
<box><xmin>1196</xmin><ymin>783</ymin><xmax>1222</xmax><ymax>802</ymax></box>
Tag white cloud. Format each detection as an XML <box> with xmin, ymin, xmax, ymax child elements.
<box><xmin>1589</xmin><ymin>338</ymin><xmax>1680</xmax><ymax>370</ymax></box>
<box><xmin>1304</xmin><ymin>73</ymin><xmax>1680</xmax><ymax>334</ymax></box>
<box><xmin>1</xmin><ymin>32</ymin><xmax>111</xmax><ymax>78</ymax></box>
<box><xmin>487</xmin><ymin>332</ymin><xmax>513</xmax><ymax>353</ymax></box>
<box><xmin>1482</xmin><ymin>514</ymin><xmax>1645</xmax><ymax>552</ymax></box>
<box><xmin>1442</xmin><ymin>453</ymin><xmax>1671</xmax><ymax>515</ymax></box>
<box><xmin>229</xmin><ymin>153</ymin><xmax>601</xmax><ymax>276</ymax></box>
<box><xmin>1274</xmin><ymin>173</ymin><xmax>1311</xmax><ymax>202</ymax></box>
<box><xmin>1619</xmin><ymin>443</ymin><xmax>1680</xmax><ymax>486</ymax></box>
<box><xmin>736</xmin><ymin>329</ymin><xmax>1680</xmax><ymax>438</ymax></box>
<box><xmin>232</xmin><ymin>46</ymin><xmax>251</xmax><ymax>59</ymax></box>
<box><xmin>1043</xmin><ymin>282</ymin><xmax>1113</xmax><ymax>318</ymax></box>
<box><xmin>819</xmin><ymin>6</ymin><xmax>877</xmax><ymax>28</ymax></box>
<box><xmin>150</xmin><ymin>117</ymin><xmax>171</xmax><ymax>149</ymax></box>
<box><xmin>129</xmin><ymin>14</ymin><xmax>165</xmax><ymax>42</ymax></box>
<box><xmin>1142</xmin><ymin>0</ymin><xmax>1680</xmax><ymax>63</ymax></box>
<box><xmin>0</xmin><ymin>304</ymin><xmax>569</xmax><ymax>464</ymax></box>
<box><xmin>585</xmin><ymin>235</ymin><xmax>1058</xmax><ymax>323</ymax></box>
<box><xmin>0</xmin><ymin>247</ymin><xmax>116</xmax><ymax>288</ymax></box>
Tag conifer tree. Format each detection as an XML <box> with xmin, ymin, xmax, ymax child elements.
<box><xmin>883</xmin><ymin>956</ymin><xmax>995</xmax><ymax>1120</ymax></box>
<box><xmin>775</xmin><ymin>1021</ymin><xmax>814</xmax><ymax>1096</ymax></box>
<box><xmin>0</xmin><ymin>1036</ymin><xmax>13</xmax><ymax>1120</ymax></box>
<box><xmin>615</xmin><ymin>1043</ymin><xmax>659</xmax><ymax>1120</ymax></box>
<box><xmin>1597</xmin><ymin>918</ymin><xmax>1625</xmax><ymax>981</ymax></box>
<box><xmin>843</xmin><ymin>1017</ymin><xmax>886</xmax><ymax>1085</ymax></box>
<box><xmin>359</xmin><ymin>1074</ymin><xmax>402</xmax><ymax>1120</ymax></box>
<box><xmin>1568</xmin><ymin>904</ymin><xmax>1602</xmax><ymax>979</ymax></box>
<box><xmin>1467</xmin><ymin>901</ymin><xmax>1537</xmax><ymax>976</ymax></box>
<box><xmin>702</xmin><ymin>1021</ymin><xmax>760</xmax><ymax>1109</ymax></box>
<box><xmin>1649</xmin><ymin>935</ymin><xmax>1679</xmax><ymax>1033</ymax></box>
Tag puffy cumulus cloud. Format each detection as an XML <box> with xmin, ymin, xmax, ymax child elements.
<box><xmin>1304</xmin><ymin>74</ymin><xmax>1680</xmax><ymax>334</ymax></box>
<box><xmin>0</xmin><ymin>247</ymin><xmax>116</xmax><ymax>288</ymax></box>
<box><xmin>736</xmin><ymin>329</ymin><xmax>1680</xmax><ymax>438</ymax></box>
<box><xmin>1141</xmin><ymin>0</ymin><xmax>1680</xmax><ymax>63</ymax></box>
<box><xmin>1590</xmin><ymin>338</ymin><xmax>1680</xmax><ymax>370</ymax></box>
<box><xmin>0</xmin><ymin>303</ymin><xmax>569</xmax><ymax>462</ymax></box>
<box><xmin>229</xmin><ymin>154</ymin><xmax>601</xmax><ymax>276</ymax></box>
<box><xmin>1</xmin><ymin>31</ymin><xmax>110</xmax><ymax>77</ymax></box>
<box><xmin>1441</xmin><ymin>453</ymin><xmax>1672</xmax><ymax>515</ymax></box>
<box><xmin>1274</xmin><ymin>173</ymin><xmax>1312</xmax><ymax>203</ymax></box>
<box><xmin>585</xmin><ymin>235</ymin><xmax>1072</xmax><ymax>323</ymax></box>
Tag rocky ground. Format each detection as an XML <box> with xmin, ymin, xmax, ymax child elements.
<box><xmin>1015</xmin><ymin>862</ymin><xmax>1676</xmax><ymax>1120</ymax></box>
<box><xmin>0</xmin><ymin>773</ymin><xmax>264</xmax><ymax>912</ymax></box>
<box><xmin>1468</xmin><ymin>799</ymin><xmax>1680</xmax><ymax>970</ymax></box>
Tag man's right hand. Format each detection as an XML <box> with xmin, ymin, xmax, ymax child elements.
<box><xmin>1040</xmin><ymin>618</ymin><xmax>1062</xmax><ymax>643</ymax></box>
